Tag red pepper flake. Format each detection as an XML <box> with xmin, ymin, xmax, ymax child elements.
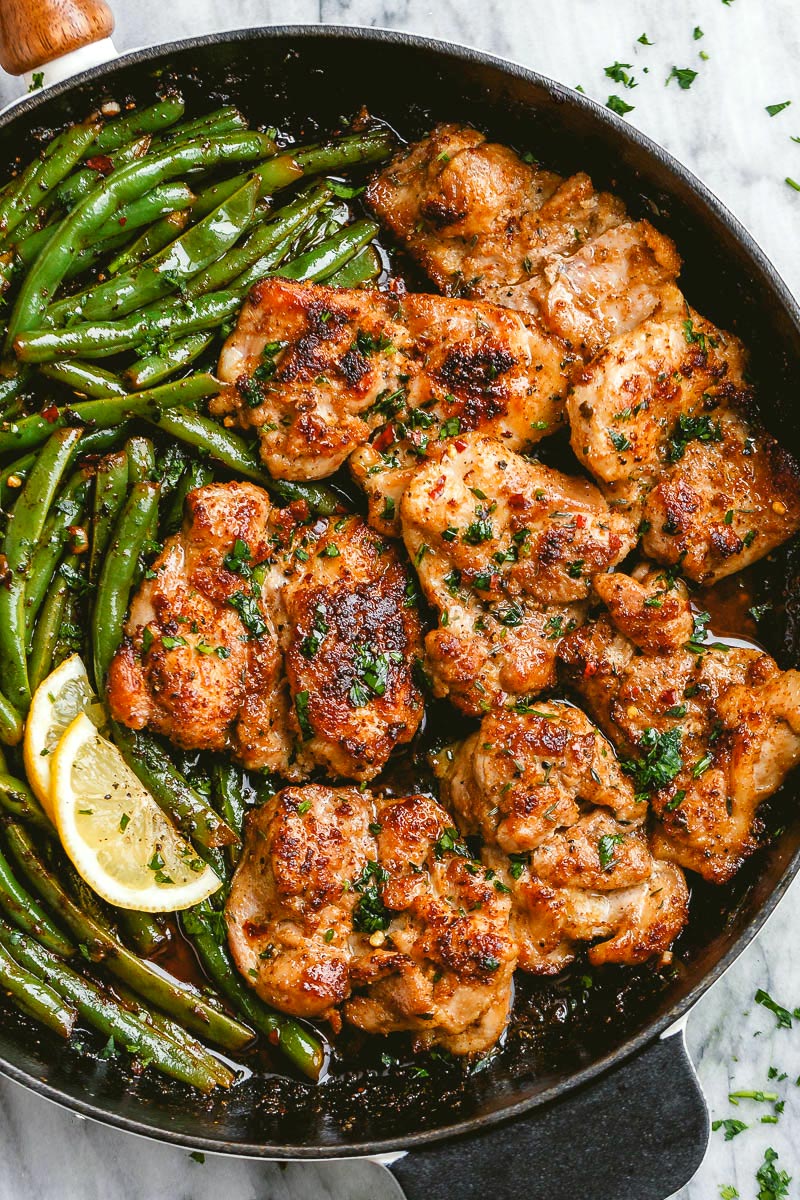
<box><xmin>41</xmin><ymin>404</ymin><xmax>59</xmax><ymax>424</ymax></box>
<box><xmin>574</xmin><ymin>514</ymin><xmax>586</xmax><ymax>528</ymax></box>
<box><xmin>453</xmin><ymin>437</ymin><xmax>467</xmax><ymax>452</ymax></box>
<box><xmin>267</xmin><ymin>1029</ymin><xmax>280</xmax><ymax>1047</ymax></box>
<box><xmin>373</xmin><ymin>423</ymin><xmax>395</xmax><ymax>453</ymax></box>
<box><xmin>86</xmin><ymin>154</ymin><xmax>114</xmax><ymax>175</ymax></box>
<box><xmin>428</xmin><ymin>475</ymin><xmax>446</xmax><ymax>500</ymax></box>
<box><xmin>508</xmin><ymin>493</ymin><xmax>528</xmax><ymax>510</ymax></box>
<box><xmin>583</xmin><ymin>662</ymin><xmax>598</xmax><ymax>677</ymax></box>
<box><xmin>118</xmin><ymin>216</ymin><xmax>128</xmax><ymax>226</ymax></box>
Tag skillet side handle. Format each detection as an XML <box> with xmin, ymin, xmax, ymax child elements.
<box><xmin>388</xmin><ymin>1028</ymin><xmax>709</xmax><ymax>1200</ymax></box>
<box><xmin>0</xmin><ymin>0</ymin><xmax>115</xmax><ymax>78</ymax></box>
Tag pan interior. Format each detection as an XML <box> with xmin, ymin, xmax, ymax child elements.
<box><xmin>0</xmin><ymin>28</ymin><xmax>799</xmax><ymax>1156</ymax></box>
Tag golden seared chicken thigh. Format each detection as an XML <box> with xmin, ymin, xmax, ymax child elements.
<box><xmin>107</xmin><ymin>482</ymin><xmax>423</xmax><ymax>782</ymax></box>
<box><xmin>399</xmin><ymin>432</ymin><xmax>637</xmax><ymax>714</ymax></box>
<box><xmin>567</xmin><ymin>286</ymin><xmax>800</xmax><ymax>582</ymax></box>
<box><xmin>226</xmin><ymin>785</ymin><xmax>517</xmax><ymax>1054</ymax></box>
<box><xmin>212</xmin><ymin>277</ymin><xmax>567</xmax><ymax>490</ymax></box>
<box><xmin>559</xmin><ymin>571</ymin><xmax>800</xmax><ymax>882</ymax></box>
<box><xmin>366</xmin><ymin>123</ymin><xmax>680</xmax><ymax>357</ymax></box>
<box><xmin>438</xmin><ymin>705</ymin><xmax>688</xmax><ymax>973</ymax></box>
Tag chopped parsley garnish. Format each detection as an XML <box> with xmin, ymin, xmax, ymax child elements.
<box><xmin>693</xmin><ymin>25</ymin><xmax>704</xmax><ymax>39</ymax></box>
<box><xmin>685</xmin><ymin>609</ymin><xmax>729</xmax><ymax>655</ymax></box>
<box><xmin>294</xmin><ymin>690</ymin><xmax>313</xmax><ymax>740</ymax></box>
<box><xmin>348</xmin><ymin>644</ymin><xmax>403</xmax><ymax>707</ymax></box>
<box><xmin>439</xmin><ymin>416</ymin><xmax>461</xmax><ymax>439</ymax></box>
<box><xmin>496</xmin><ymin>604</ymin><xmax>524</xmax><ymax>627</ymax></box>
<box><xmin>352</xmin><ymin>861</ymin><xmax>391</xmax><ymax>933</ymax></box>
<box><xmin>355</xmin><ymin>329</ymin><xmax>394</xmax><ymax>356</ymax></box>
<box><xmin>608</xmin><ymin>428</ymin><xmax>631</xmax><ymax>451</ymax></box>
<box><xmin>766</xmin><ymin>101</ymin><xmax>791</xmax><ymax>117</ymax></box>
<box><xmin>297</xmin><ymin>799</ymin><xmax>312</xmax><ymax>815</ymax></box>
<box><xmin>597</xmin><ymin>833</ymin><xmax>625</xmax><ymax>872</ymax></box>
<box><xmin>434</xmin><ymin>826</ymin><xmax>472</xmax><ymax>859</ymax></box>
<box><xmin>665</xmin><ymin>789</ymin><xmax>686</xmax><ymax>812</ymax></box>
<box><xmin>622</xmin><ymin>727</ymin><xmax>683</xmax><ymax>795</ymax></box>
<box><xmin>755</xmin><ymin>988</ymin><xmax>800</xmax><ymax>1029</ymax></box>
<box><xmin>300</xmin><ymin>603</ymin><xmax>329</xmax><ymax>659</ymax></box>
<box><xmin>637</xmin><ymin>33</ymin><xmax>653</xmax><ymax>45</ymax></box>
<box><xmin>756</xmin><ymin>1147</ymin><xmax>790</xmax><ymax>1199</ymax></box>
<box><xmin>667</xmin><ymin>66</ymin><xmax>698</xmax><ymax>90</ymax></box>
<box><xmin>223</xmin><ymin>538</ymin><xmax>253</xmax><ymax>578</ymax></box>
<box><xmin>227</xmin><ymin>591</ymin><xmax>267</xmax><ymax>639</ymax></box>
<box><xmin>566</xmin><ymin>560</ymin><xmax>584</xmax><ymax>579</ymax></box>
<box><xmin>607</xmin><ymin>95</ymin><xmax>635</xmax><ymax>117</ymax></box>
<box><xmin>667</xmin><ymin>413</ymin><xmax>723</xmax><ymax>462</ymax></box>
<box><xmin>605</xmin><ymin>62</ymin><xmax>636</xmax><ymax>89</ymax></box>
<box><xmin>711</xmin><ymin>1118</ymin><xmax>748</xmax><ymax>1141</ymax></box>
<box><xmin>463</xmin><ymin>509</ymin><xmax>494</xmax><ymax>545</ymax></box>
<box><xmin>161</xmin><ymin>635</ymin><xmax>187</xmax><ymax>650</ymax></box>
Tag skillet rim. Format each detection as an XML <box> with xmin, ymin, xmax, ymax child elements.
<box><xmin>0</xmin><ymin>21</ymin><xmax>798</xmax><ymax>1160</ymax></box>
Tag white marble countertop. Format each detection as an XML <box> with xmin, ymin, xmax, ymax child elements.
<box><xmin>1</xmin><ymin>3</ymin><xmax>799</xmax><ymax>1198</ymax></box>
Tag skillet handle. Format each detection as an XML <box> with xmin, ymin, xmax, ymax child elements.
<box><xmin>0</xmin><ymin>0</ymin><xmax>115</xmax><ymax>79</ymax></box>
<box><xmin>387</xmin><ymin>1026</ymin><xmax>709</xmax><ymax>1200</ymax></box>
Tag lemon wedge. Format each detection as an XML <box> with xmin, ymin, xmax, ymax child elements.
<box><xmin>50</xmin><ymin>712</ymin><xmax>221</xmax><ymax>912</ymax></box>
<box><xmin>23</xmin><ymin>654</ymin><xmax>103</xmax><ymax>821</ymax></box>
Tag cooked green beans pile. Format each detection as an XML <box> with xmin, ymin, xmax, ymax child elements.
<box><xmin>0</xmin><ymin>93</ymin><xmax>391</xmax><ymax>1090</ymax></box>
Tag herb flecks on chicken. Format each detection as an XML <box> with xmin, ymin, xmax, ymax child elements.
<box><xmin>213</xmin><ymin>277</ymin><xmax>567</xmax><ymax>504</ymax></box>
<box><xmin>559</xmin><ymin>572</ymin><xmax>800</xmax><ymax>882</ymax></box>
<box><xmin>399</xmin><ymin>432</ymin><xmax>637</xmax><ymax>714</ymax></box>
<box><xmin>438</xmin><ymin>704</ymin><xmax>689</xmax><ymax>973</ymax></box>
<box><xmin>226</xmin><ymin>785</ymin><xmax>517</xmax><ymax>1054</ymax></box>
<box><xmin>107</xmin><ymin>483</ymin><xmax>423</xmax><ymax>782</ymax></box>
<box><xmin>366</xmin><ymin>123</ymin><xmax>680</xmax><ymax>358</ymax></box>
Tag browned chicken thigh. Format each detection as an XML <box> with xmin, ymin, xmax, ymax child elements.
<box><xmin>438</xmin><ymin>705</ymin><xmax>688</xmax><ymax>972</ymax></box>
<box><xmin>212</xmin><ymin>277</ymin><xmax>567</xmax><ymax>492</ymax></box>
<box><xmin>567</xmin><ymin>286</ymin><xmax>800</xmax><ymax>582</ymax></box>
<box><xmin>399</xmin><ymin>433</ymin><xmax>637</xmax><ymax>713</ymax></box>
<box><xmin>107</xmin><ymin>483</ymin><xmax>423</xmax><ymax>782</ymax></box>
<box><xmin>559</xmin><ymin>572</ymin><xmax>800</xmax><ymax>882</ymax></box>
<box><xmin>366</xmin><ymin>123</ymin><xmax>680</xmax><ymax>357</ymax></box>
<box><xmin>226</xmin><ymin>784</ymin><xmax>517</xmax><ymax>1054</ymax></box>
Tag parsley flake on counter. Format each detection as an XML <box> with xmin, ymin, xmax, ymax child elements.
<box><xmin>711</xmin><ymin>1117</ymin><xmax>748</xmax><ymax>1140</ymax></box>
<box><xmin>693</xmin><ymin>26</ymin><xmax>704</xmax><ymax>40</ymax></box>
<box><xmin>766</xmin><ymin>101</ymin><xmax>792</xmax><ymax>117</ymax></box>
<box><xmin>607</xmin><ymin>95</ymin><xmax>635</xmax><ymax>117</ymax></box>
<box><xmin>756</xmin><ymin>1147</ymin><xmax>790</xmax><ymax>1200</ymax></box>
<box><xmin>755</xmin><ymin>987</ymin><xmax>800</xmax><ymax>1029</ymax></box>
<box><xmin>786</xmin><ymin>177</ymin><xmax>800</xmax><ymax>192</ymax></box>
<box><xmin>667</xmin><ymin>67</ymin><xmax>699</xmax><ymax>90</ymax></box>
<box><xmin>637</xmin><ymin>33</ymin><xmax>653</xmax><ymax>45</ymax></box>
<box><xmin>719</xmin><ymin>1188</ymin><xmax>738</xmax><ymax>1199</ymax></box>
<box><xmin>605</xmin><ymin>62</ymin><xmax>637</xmax><ymax>89</ymax></box>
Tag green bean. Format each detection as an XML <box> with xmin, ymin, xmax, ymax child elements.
<box><xmin>7</xmin><ymin>131</ymin><xmax>274</xmax><ymax>346</ymax></box>
<box><xmin>0</xmin><ymin>427</ymin><xmax>82</xmax><ymax>712</ymax></box>
<box><xmin>0</xmin><ymin>773</ymin><xmax>50</xmax><ymax>833</ymax></box>
<box><xmin>273</xmin><ymin>219</ymin><xmax>379</xmax><ymax>284</ymax></box>
<box><xmin>181</xmin><ymin>904</ymin><xmax>324</xmax><ymax>1080</ymax></box>
<box><xmin>117</xmin><ymin>910</ymin><xmax>167</xmax><ymax>957</ymax></box>
<box><xmin>50</xmin><ymin>136</ymin><xmax>153</xmax><ymax>217</ymax></box>
<box><xmin>213</xmin><ymin>762</ymin><xmax>245</xmax><ymax>873</ymax></box>
<box><xmin>24</xmin><ymin>469</ymin><xmax>91</xmax><ymax>639</ymax></box>
<box><xmin>0</xmin><ymin>919</ymin><xmax>230</xmax><ymax>1090</ymax></box>
<box><xmin>92</xmin><ymin>482</ymin><xmax>159</xmax><ymax>691</ymax></box>
<box><xmin>47</xmin><ymin>177</ymin><xmax>260</xmax><ymax>325</ymax></box>
<box><xmin>192</xmin><ymin>128</ymin><xmax>395</xmax><ymax>219</ymax></box>
<box><xmin>89</xmin><ymin>451</ymin><xmax>126</xmax><ymax>585</ymax></box>
<box><xmin>162</xmin><ymin>459</ymin><xmax>213</xmax><ymax>535</ymax></box>
<box><xmin>111</xmin><ymin>980</ymin><xmax>232</xmax><ymax>1088</ymax></box>
<box><xmin>39</xmin><ymin>360</ymin><xmax>128</xmax><ymax>399</ymax></box>
<box><xmin>4</xmin><ymin>823</ymin><xmax>253</xmax><ymax>1052</ymax></box>
<box><xmin>0</xmin><ymin>374</ymin><xmax>219</xmax><ymax>457</ymax></box>
<box><xmin>15</xmin><ymin>183</ymin><xmax>196</xmax><ymax>270</ymax></box>
<box><xmin>28</xmin><ymin>563</ymin><xmax>72</xmax><ymax>692</ymax></box>
<box><xmin>106</xmin><ymin>210</ymin><xmax>189</xmax><ymax>275</ymax></box>
<box><xmin>0</xmin><ymin>695</ymin><xmax>23</xmax><ymax>746</ymax></box>
<box><xmin>181</xmin><ymin>182</ymin><xmax>333</xmax><ymax>299</ymax></box>
<box><xmin>0</xmin><ymin>933</ymin><xmax>76</xmax><ymax>1038</ymax></box>
<box><xmin>325</xmin><ymin>244</ymin><xmax>383</xmax><ymax>288</ymax></box>
<box><xmin>125</xmin><ymin>436</ymin><xmax>155</xmax><ymax>484</ymax></box>
<box><xmin>125</xmin><ymin>331</ymin><xmax>215</xmax><ymax>390</ymax></box>
<box><xmin>92</xmin><ymin>97</ymin><xmax>187</xmax><ymax>153</ymax></box>
<box><xmin>112</xmin><ymin>725</ymin><xmax>237</xmax><ymax>852</ymax></box>
<box><xmin>0</xmin><ymin>373</ymin><xmax>27</xmax><ymax>417</ymax></box>
<box><xmin>152</xmin><ymin>105</ymin><xmax>247</xmax><ymax>149</ymax></box>
<box><xmin>0</xmin><ymin>838</ymin><xmax>73</xmax><ymax>955</ymax></box>
<box><xmin>0</xmin><ymin>121</ymin><xmax>101</xmax><ymax>246</ymax></box>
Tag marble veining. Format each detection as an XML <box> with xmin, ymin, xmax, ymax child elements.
<box><xmin>1</xmin><ymin>3</ymin><xmax>800</xmax><ymax>1197</ymax></box>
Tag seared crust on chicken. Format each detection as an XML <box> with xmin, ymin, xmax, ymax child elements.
<box><xmin>213</xmin><ymin>277</ymin><xmax>567</xmax><ymax>484</ymax></box>
<box><xmin>399</xmin><ymin>433</ymin><xmax>637</xmax><ymax>713</ymax></box>
<box><xmin>366</xmin><ymin>123</ymin><xmax>680</xmax><ymax>357</ymax></box>
<box><xmin>567</xmin><ymin>286</ymin><xmax>800</xmax><ymax>583</ymax></box>
<box><xmin>107</xmin><ymin>483</ymin><xmax>423</xmax><ymax>782</ymax></box>
<box><xmin>439</xmin><ymin>705</ymin><xmax>688</xmax><ymax>972</ymax></box>
<box><xmin>559</xmin><ymin>582</ymin><xmax>800</xmax><ymax>882</ymax></box>
<box><xmin>226</xmin><ymin>785</ymin><xmax>517</xmax><ymax>1054</ymax></box>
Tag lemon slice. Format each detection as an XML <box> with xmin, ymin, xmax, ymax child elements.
<box><xmin>24</xmin><ymin>654</ymin><xmax>103</xmax><ymax>821</ymax></box>
<box><xmin>50</xmin><ymin>713</ymin><xmax>221</xmax><ymax>912</ymax></box>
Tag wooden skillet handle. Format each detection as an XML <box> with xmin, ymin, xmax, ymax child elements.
<box><xmin>0</xmin><ymin>0</ymin><xmax>115</xmax><ymax>77</ymax></box>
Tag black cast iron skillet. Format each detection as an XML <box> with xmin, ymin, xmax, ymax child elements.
<box><xmin>1</xmin><ymin>13</ymin><xmax>800</xmax><ymax>1200</ymax></box>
